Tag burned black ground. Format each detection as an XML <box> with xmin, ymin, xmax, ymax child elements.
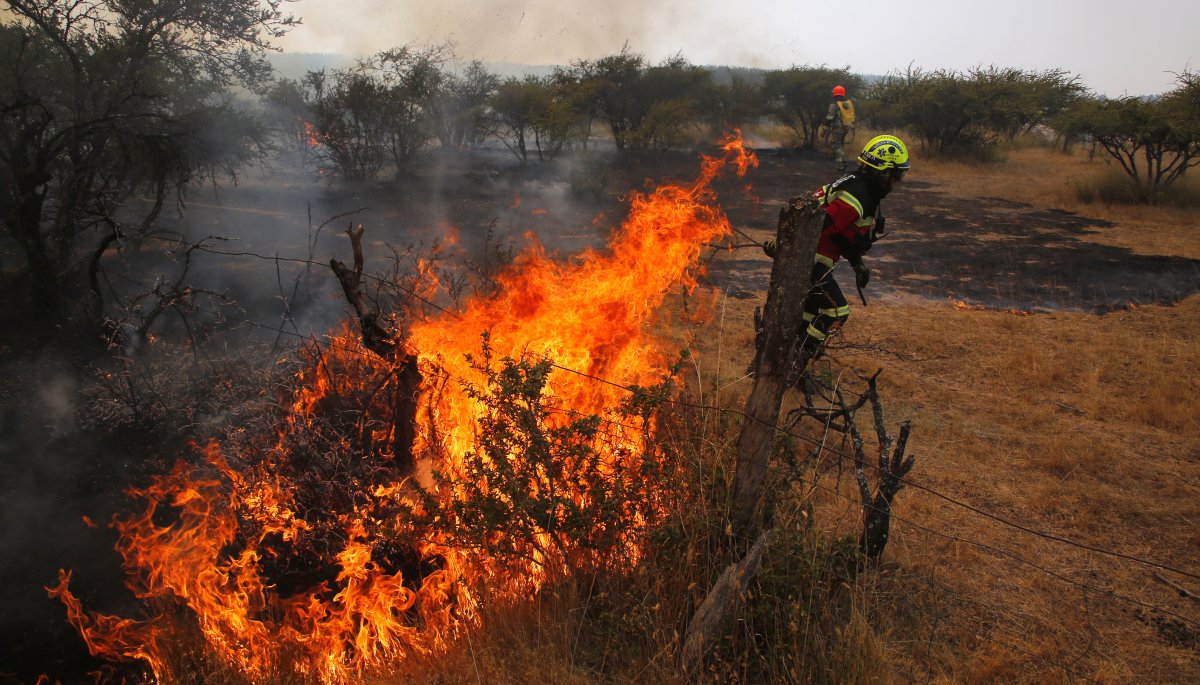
<box><xmin>706</xmin><ymin>148</ymin><xmax>1200</xmax><ymax>312</ymax></box>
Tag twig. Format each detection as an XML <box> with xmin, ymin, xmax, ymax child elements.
<box><xmin>1153</xmin><ymin>571</ymin><xmax>1200</xmax><ymax>603</ymax></box>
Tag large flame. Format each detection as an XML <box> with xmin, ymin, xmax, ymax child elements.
<box><xmin>50</xmin><ymin>133</ymin><xmax>757</xmax><ymax>683</ymax></box>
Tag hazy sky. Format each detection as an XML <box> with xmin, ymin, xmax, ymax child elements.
<box><xmin>278</xmin><ymin>0</ymin><xmax>1195</xmax><ymax>96</ymax></box>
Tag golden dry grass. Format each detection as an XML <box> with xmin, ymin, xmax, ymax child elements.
<box><xmin>684</xmin><ymin>141</ymin><xmax>1200</xmax><ymax>682</ymax></box>
<box><xmin>685</xmin><ymin>294</ymin><xmax>1199</xmax><ymax>682</ymax></box>
<box><xmin>841</xmin><ymin>296</ymin><xmax>1200</xmax><ymax>683</ymax></box>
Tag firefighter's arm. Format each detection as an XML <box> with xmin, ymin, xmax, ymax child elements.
<box><xmin>870</xmin><ymin>214</ymin><xmax>887</xmax><ymax>242</ymax></box>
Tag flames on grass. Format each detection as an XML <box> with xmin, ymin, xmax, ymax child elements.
<box><xmin>49</xmin><ymin>135</ymin><xmax>758</xmax><ymax>682</ymax></box>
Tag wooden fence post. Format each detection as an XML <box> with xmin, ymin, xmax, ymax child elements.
<box><xmin>730</xmin><ymin>197</ymin><xmax>822</xmax><ymax>529</ymax></box>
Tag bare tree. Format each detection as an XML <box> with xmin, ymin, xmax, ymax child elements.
<box><xmin>787</xmin><ymin>369</ymin><xmax>917</xmax><ymax>560</ymax></box>
<box><xmin>328</xmin><ymin>225</ymin><xmax>422</xmax><ymax>474</ymax></box>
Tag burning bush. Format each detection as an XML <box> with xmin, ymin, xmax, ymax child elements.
<box><xmin>50</xmin><ymin>135</ymin><xmax>758</xmax><ymax>683</ymax></box>
<box><xmin>414</xmin><ymin>334</ymin><xmax>680</xmax><ymax>577</ymax></box>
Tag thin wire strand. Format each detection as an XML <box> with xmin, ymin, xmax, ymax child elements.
<box><xmin>153</xmin><ymin>246</ymin><xmax>1200</xmax><ymax>583</ymax></box>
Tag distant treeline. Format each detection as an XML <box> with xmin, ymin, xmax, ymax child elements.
<box><xmin>263</xmin><ymin>47</ymin><xmax>1200</xmax><ymax>200</ymax></box>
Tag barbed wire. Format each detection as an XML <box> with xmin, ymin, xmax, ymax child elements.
<box><xmin>798</xmin><ymin>471</ymin><xmax>1200</xmax><ymax>631</ymax></box>
<box><xmin>129</xmin><ymin>246</ymin><xmax>1200</xmax><ymax>588</ymax></box>
<box><xmin>546</xmin><ymin>359</ymin><xmax>1200</xmax><ymax>584</ymax></box>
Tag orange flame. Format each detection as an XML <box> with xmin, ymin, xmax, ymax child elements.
<box><xmin>53</xmin><ymin>133</ymin><xmax>757</xmax><ymax>682</ymax></box>
<box><xmin>303</xmin><ymin>120</ymin><xmax>323</xmax><ymax>148</ymax></box>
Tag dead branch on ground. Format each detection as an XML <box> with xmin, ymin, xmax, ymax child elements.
<box><xmin>679</xmin><ymin>529</ymin><xmax>774</xmax><ymax>672</ymax></box>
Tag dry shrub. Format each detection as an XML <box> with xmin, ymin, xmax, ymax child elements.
<box><xmin>1071</xmin><ymin>167</ymin><xmax>1148</xmax><ymax>205</ymax></box>
<box><xmin>1072</xmin><ymin>168</ymin><xmax>1200</xmax><ymax>207</ymax></box>
<box><xmin>77</xmin><ymin>335</ymin><xmax>288</xmax><ymax>452</ymax></box>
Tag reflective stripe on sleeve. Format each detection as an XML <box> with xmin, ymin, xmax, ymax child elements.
<box><xmin>830</xmin><ymin>190</ymin><xmax>864</xmax><ymax>217</ymax></box>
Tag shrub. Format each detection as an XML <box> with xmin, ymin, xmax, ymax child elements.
<box><xmin>867</xmin><ymin>66</ymin><xmax>1084</xmax><ymax>159</ymax></box>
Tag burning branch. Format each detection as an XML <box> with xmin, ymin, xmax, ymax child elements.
<box><xmin>330</xmin><ymin>224</ymin><xmax>398</xmax><ymax>359</ymax></box>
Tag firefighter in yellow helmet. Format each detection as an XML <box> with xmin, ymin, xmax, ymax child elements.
<box><xmin>824</xmin><ymin>85</ymin><xmax>857</xmax><ymax>172</ymax></box>
<box><xmin>758</xmin><ymin>135</ymin><xmax>910</xmax><ymax>379</ymax></box>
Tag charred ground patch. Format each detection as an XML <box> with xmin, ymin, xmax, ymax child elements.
<box><xmin>704</xmin><ymin>148</ymin><xmax>1200</xmax><ymax>313</ymax></box>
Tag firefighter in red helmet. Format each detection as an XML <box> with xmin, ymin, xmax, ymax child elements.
<box><xmin>824</xmin><ymin>85</ymin><xmax>857</xmax><ymax>172</ymax></box>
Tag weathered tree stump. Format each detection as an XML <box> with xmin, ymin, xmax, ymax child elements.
<box><xmin>679</xmin><ymin>529</ymin><xmax>773</xmax><ymax>672</ymax></box>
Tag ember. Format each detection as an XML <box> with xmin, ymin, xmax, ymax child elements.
<box><xmin>50</xmin><ymin>134</ymin><xmax>757</xmax><ymax>682</ymax></box>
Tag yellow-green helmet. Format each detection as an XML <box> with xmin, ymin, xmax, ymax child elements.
<box><xmin>858</xmin><ymin>135</ymin><xmax>910</xmax><ymax>174</ymax></box>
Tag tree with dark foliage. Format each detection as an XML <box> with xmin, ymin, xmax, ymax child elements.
<box><xmin>0</xmin><ymin>0</ymin><xmax>296</xmax><ymax>314</ymax></box>
<box><xmin>1058</xmin><ymin>71</ymin><xmax>1200</xmax><ymax>201</ymax></box>
<box><xmin>762</xmin><ymin>66</ymin><xmax>863</xmax><ymax>149</ymax></box>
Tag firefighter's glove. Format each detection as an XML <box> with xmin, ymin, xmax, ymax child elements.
<box><xmin>851</xmin><ymin>259</ymin><xmax>870</xmax><ymax>289</ymax></box>
<box><xmin>762</xmin><ymin>240</ymin><xmax>777</xmax><ymax>258</ymax></box>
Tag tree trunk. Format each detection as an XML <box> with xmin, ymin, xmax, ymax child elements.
<box><xmin>859</xmin><ymin>420</ymin><xmax>914</xmax><ymax>560</ymax></box>
<box><xmin>6</xmin><ymin>187</ymin><xmax>61</xmax><ymax>311</ymax></box>
<box><xmin>730</xmin><ymin>197</ymin><xmax>823</xmax><ymax>529</ymax></box>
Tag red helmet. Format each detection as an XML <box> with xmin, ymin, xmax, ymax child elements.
<box><xmin>832</xmin><ymin>85</ymin><xmax>846</xmax><ymax>97</ymax></box>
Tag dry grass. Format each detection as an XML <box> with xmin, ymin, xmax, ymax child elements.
<box><xmin>680</xmin><ymin>289</ymin><xmax>1200</xmax><ymax>683</ymax></box>
<box><xmin>670</xmin><ymin>140</ymin><xmax>1200</xmax><ymax>682</ymax></box>
<box><xmin>841</xmin><ymin>296</ymin><xmax>1200</xmax><ymax>683</ymax></box>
